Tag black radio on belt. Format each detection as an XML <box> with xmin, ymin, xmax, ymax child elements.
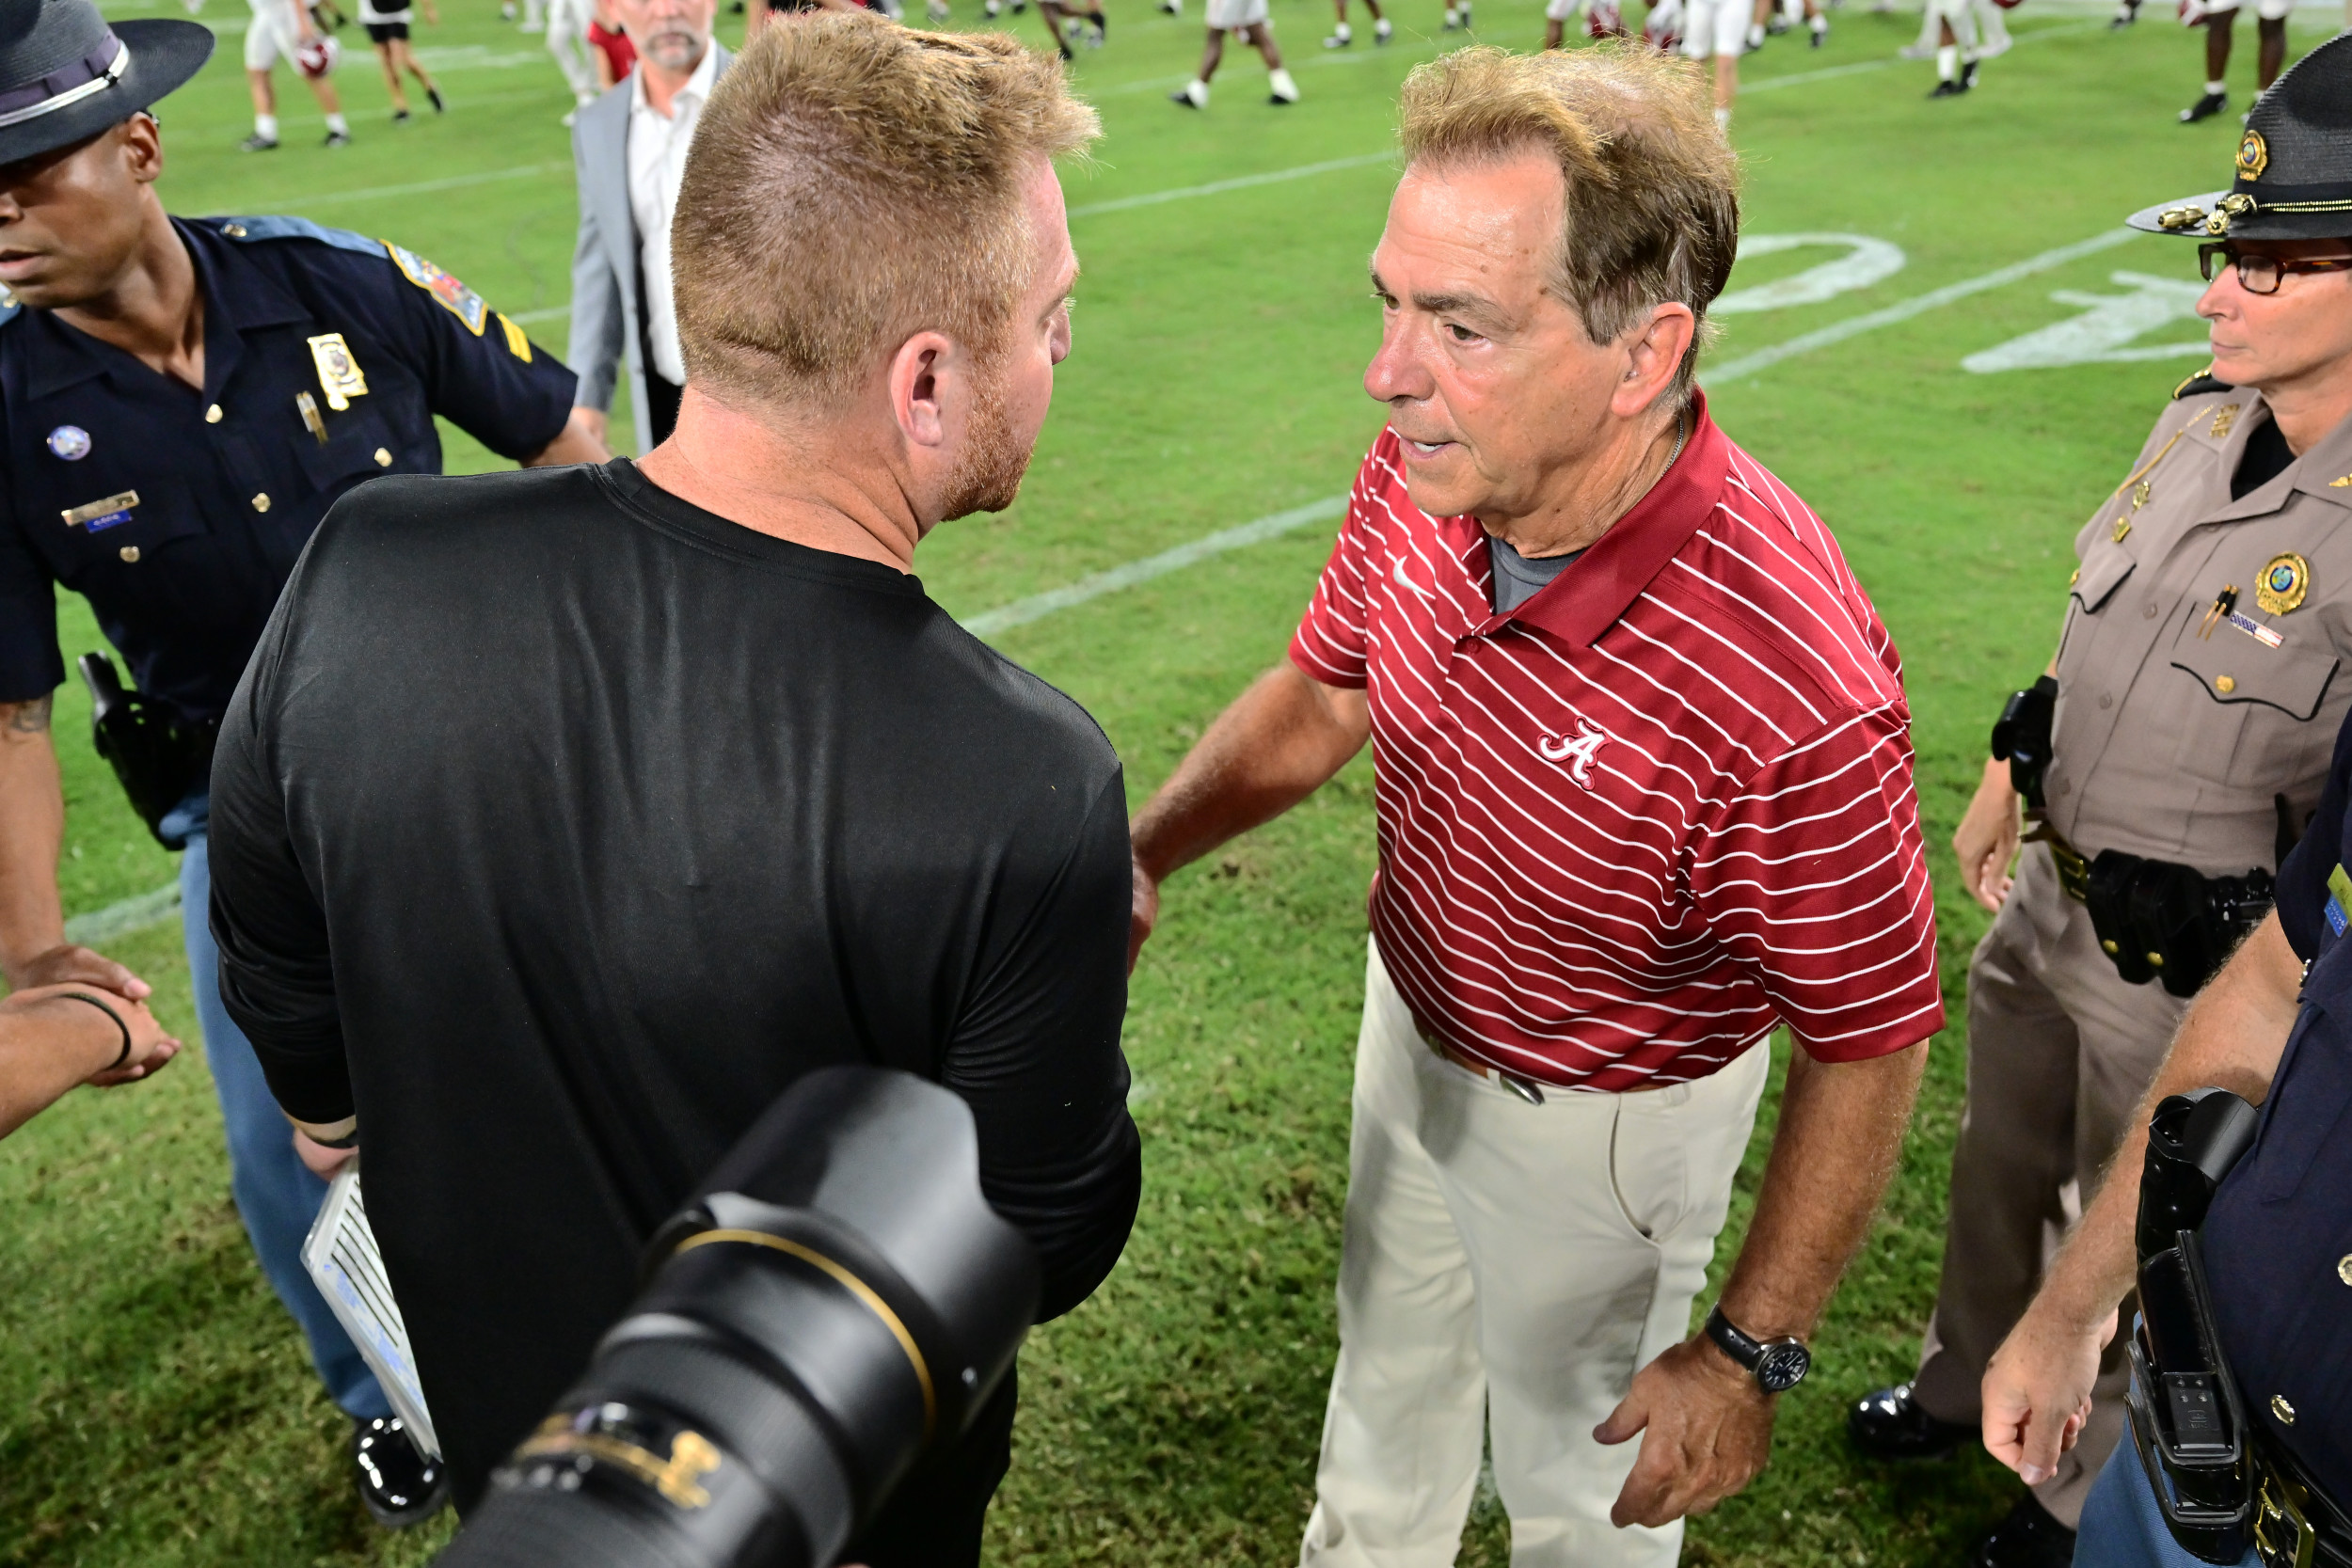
<box><xmin>1990</xmin><ymin>675</ymin><xmax>2058</xmax><ymax>810</ymax></box>
<box><xmin>75</xmin><ymin>651</ymin><xmax>217</xmax><ymax>849</ymax></box>
<box><xmin>2127</xmin><ymin>1089</ymin><xmax>2350</xmax><ymax>1568</ymax></box>
<box><xmin>2083</xmin><ymin>855</ymin><xmax>2274</xmax><ymax>999</ymax></box>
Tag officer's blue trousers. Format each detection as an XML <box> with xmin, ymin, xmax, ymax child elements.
<box><xmin>180</xmin><ymin>830</ymin><xmax>391</xmax><ymax>1422</ymax></box>
<box><xmin>2075</xmin><ymin>1439</ymin><xmax>2258</xmax><ymax>1568</ymax></box>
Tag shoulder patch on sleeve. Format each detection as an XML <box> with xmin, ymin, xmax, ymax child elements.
<box><xmin>208</xmin><ymin>215</ymin><xmax>383</xmax><ymax>256</ymax></box>
<box><xmin>2173</xmin><ymin>367</ymin><xmax>2231</xmax><ymax>401</ymax></box>
<box><xmin>382</xmin><ymin>240</ymin><xmax>489</xmax><ymax>335</ymax></box>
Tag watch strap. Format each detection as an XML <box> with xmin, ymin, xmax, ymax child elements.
<box><xmin>1704</xmin><ymin>1304</ymin><xmax>1762</xmax><ymax>1370</ymax></box>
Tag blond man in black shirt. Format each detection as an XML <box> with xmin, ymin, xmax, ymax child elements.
<box><xmin>208</xmin><ymin>19</ymin><xmax>1135</xmax><ymax>1565</ymax></box>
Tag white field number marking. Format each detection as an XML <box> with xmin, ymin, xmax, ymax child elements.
<box><xmin>1963</xmin><ymin>270</ymin><xmax>2210</xmax><ymax>373</ymax></box>
<box><xmin>1714</xmin><ymin>234</ymin><xmax>1908</xmax><ymax>315</ymax></box>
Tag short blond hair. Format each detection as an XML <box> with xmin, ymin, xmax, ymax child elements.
<box><xmin>1397</xmin><ymin>43</ymin><xmax>1738</xmax><ymax>392</ymax></box>
<box><xmin>673</xmin><ymin>13</ymin><xmax>1099</xmax><ymax>406</ymax></box>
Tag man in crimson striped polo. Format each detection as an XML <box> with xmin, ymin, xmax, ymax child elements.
<box><xmin>1127</xmin><ymin>44</ymin><xmax>1944</xmax><ymax>1568</ymax></box>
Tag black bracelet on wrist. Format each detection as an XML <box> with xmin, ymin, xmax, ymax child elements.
<box><xmin>55</xmin><ymin>990</ymin><xmax>132</xmax><ymax>1070</ymax></box>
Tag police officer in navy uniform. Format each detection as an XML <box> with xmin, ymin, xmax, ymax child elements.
<box><xmin>0</xmin><ymin>0</ymin><xmax>605</xmax><ymax>1526</ymax></box>
<box><xmin>1979</xmin><ymin>36</ymin><xmax>2352</xmax><ymax>1567</ymax></box>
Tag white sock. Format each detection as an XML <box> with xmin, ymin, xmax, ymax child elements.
<box><xmin>325</xmin><ymin>112</ymin><xmax>349</xmax><ymax>134</ymax></box>
<box><xmin>1443</xmin><ymin>5</ymin><xmax>1458</xmax><ymax>20</ymax></box>
<box><xmin>1809</xmin><ymin>11</ymin><xmax>1826</xmax><ymax>29</ymax></box>
<box><xmin>1375</xmin><ymin>14</ymin><xmax>1391</xmax><ymax>31</ymax></box>
<box><xmin>1269</xmin><ymin>66</ymin><xmax>1299</xmax><ymax>98</ymax></box>
<box><xmin>1184</xmin><ymin>77</ymin><xmax>1208</xmax><ymax>103</ymax></box>
<box><xmin>1936</xmin><ymin>42</ymin><xmax>1958</xmax><ymax>78</ymax></box>
<box><xmin>2206</xmin><ymin>77</ymin><xmax>2227</xmax><ymax>94</ymax></box>
<box><xmin>254</xmin><ymin>113</ymin><xmax>279</xmax><ymax>139</ymax></box>
<box><xmin>1713</xmin><ymin>104</ymin><xmax>1730</xmax><ymax>129</ymax></box>
<box><xmin>1331</xmin><ymin>19</ymin><xmax>1350</xmax><ymax>37</ymax></box>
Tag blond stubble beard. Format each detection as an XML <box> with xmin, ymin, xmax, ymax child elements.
<box><xmin>937</xmin><ymin>363</ymin><xmax>1035</xmax><ymax>521</ymax></box>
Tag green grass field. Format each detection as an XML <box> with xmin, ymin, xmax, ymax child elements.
<box><xmin>1</xmin><ymin>0</ymin><xmax>2323</xmax><ymax>1561</ymax></box>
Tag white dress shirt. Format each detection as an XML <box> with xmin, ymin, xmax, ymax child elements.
<box><xmin>628</xmin><ymin>41</ymin><xmax>719</xmax><ymax>388</ymax></box>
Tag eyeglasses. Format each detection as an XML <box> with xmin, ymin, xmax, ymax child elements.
<box><xmin>2198</xmin><ymin>244</ymin><xmax>2352</xmax><ymax>295</ymax></box>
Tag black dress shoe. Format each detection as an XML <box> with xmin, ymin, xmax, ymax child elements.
<box><xmin>1847</xmin><ymin>1382</ymin><xmax>1975</xmax><ymax>1460</ymax></box>
<box><xmin>1972</xmin><ymin>1492</ymin><xmax>2077</xmax><ymax>1568</ymax></box>
<box><xmin>352</xmin><ymin>1416</ymin><xmax>449</xmax><ymax>1528</ymax></box>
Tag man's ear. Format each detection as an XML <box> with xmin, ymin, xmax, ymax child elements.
<box><xmin>119</xmin><ymin>115</ymin><xmax>165</xmax><ymax>186</ymax></box>
<box><xmin>887</xmin><ymin>329</ymin><xmax>957</xmax><ymax>451</ymax></box>
<box><xmin>1612</xmin><ymin>301</ymin><xmax>1696</xmax><ymax>419</ymax></box>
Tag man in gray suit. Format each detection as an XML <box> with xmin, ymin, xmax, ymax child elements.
<box><xmin>567</xmin><ymin>0</ymin><xmax>730</xmax><ymax>451</ymax></box>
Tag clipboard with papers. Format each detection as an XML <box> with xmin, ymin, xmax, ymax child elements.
<box><xmin>300</xmin><ymin>1163</ymin><xmax>442</xmax><ymax>1461</ymax></box>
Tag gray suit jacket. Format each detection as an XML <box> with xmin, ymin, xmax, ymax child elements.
<box><xmin>567</xmin><ymin>43</ymin><xmax>732</xmax><ymax>454</ymax></box>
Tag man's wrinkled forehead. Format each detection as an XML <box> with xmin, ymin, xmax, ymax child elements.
<box><xmin>1372</xmin><ymin>156</ymin><xmax>1565</xmax><ymax>313</ymax></box>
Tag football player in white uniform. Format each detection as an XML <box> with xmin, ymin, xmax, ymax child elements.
<box><xmin>1681</xmin><ymin>0</ymin><xmax>1745</xmax><ymax>130</ymax></box>
<box><xmin>1325</xmin><ymin>0</ymin><xmax>1391</xmax><ymax>49</ymax></box>
<box><xmin>242</xmin><ymin>0</ymin><xmax>351</xmax><ymax>148</ymax></box>
<box><xmin>2177</xmin><ymin>0</ymin><xmax>2287</xmax><ymax>121</ymax></box>
<box><xmin>1171</xmin><ymin>0</ymin><xmax>1299</xmax><ymax>107</ymax></box>
<box><xmin>1915</xmin><ymin>0</ymin><xmax>2010</xmax><ymax>96</ymax></box>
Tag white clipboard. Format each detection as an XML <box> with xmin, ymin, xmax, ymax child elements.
<box><xmin>300</xmin><ymin>1163</ymin><xmax>443</xmax><ymax>1460</ymax></box>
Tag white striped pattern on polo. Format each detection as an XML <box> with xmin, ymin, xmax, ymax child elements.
<box><xmin>1290</xmin><ymin>403</ymin><xmax>1944</xmax><ymax>1091</ymax></box>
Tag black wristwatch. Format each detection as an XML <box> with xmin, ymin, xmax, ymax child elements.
<box><xmin>1704</xmin><ymin>1305</ymin><xmax>1811</xmax><ymax>1394</ymax></box>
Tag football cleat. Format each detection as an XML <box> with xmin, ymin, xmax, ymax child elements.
<box><xmin>1170</xmin><ymin>79</ymin><xmax>1207</xmax><ymax>106</ymax></box>
<box><xmin>324</xmin><ymin>128</ymin><xmax>351</xmax><ymax>146</ymax></box>
<box><xmin>2181</xmin><ymin>88</ymin><xmax>2227</xmax><ymax>122</ymax></box>
<box><xmin>1324</xmin><ymin>24</ymin><xmax>1351</xmax><ymax>43</ymax></box>
<box><xmin>237</xmin><ymin>133</ymin><xmax>278</xmax><ymax>150</ymax></box>
<box><xmin>1809</xmin><ymin>13</ymin><xmax>1826</xmax><ymax>43</ymax></box>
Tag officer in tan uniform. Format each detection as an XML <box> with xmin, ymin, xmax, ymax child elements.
<box><xmin>1848</xmin><ymin>50</ymin><xmax>2352</xmax><ymax>1568</ymax></box>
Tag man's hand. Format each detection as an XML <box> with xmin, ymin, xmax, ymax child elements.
<box><xmin>1981</xmin><ymin>1300</ymin><xmax>2117</xmax><ymax>1485</ymax></box>
<box><xmin>1595</xmin><ymin>1336</ymin><xmax>1776</xmax><ymax>1528</ymax></box>
<box><xmin>527</xmin><ymin>405</ymin><xmax>615</xmax><ymax>468</ymax></box>
<box><xmin>1128</xmin><ymin>848</ymin><xmax>1160</xmax><ymax>973</ymax></box>
<box><xmin>7</xmin><ymin>942</ymin><xmax>150</xmax><ymax>1002</ymax></box>
<box><xmin>0</xmin><ymin>981</ymin><xmax>179</xmax><ymax>1084</ymax></box>
<box><xmin>1954</xmin><ymin>755</ymin><xmax>2023</xmax><ymax>912</ymax></box>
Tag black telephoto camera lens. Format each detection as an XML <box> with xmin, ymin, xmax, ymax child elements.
<box><xmin>435</xmin><ymin>1067</ymin><xmax>1040</xmax><ymax>1568</ymax></box>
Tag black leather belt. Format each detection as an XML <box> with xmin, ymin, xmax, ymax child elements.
<box><xmin>2027</xmin><ymin>823</ymin><xmax>2272</xmax><ymax>998</ymax></box>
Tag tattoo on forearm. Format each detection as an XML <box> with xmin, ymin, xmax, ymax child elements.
<box><xmin>2</xmin><ymin>695</ymin><xmax>53</xmax><ymax>736</ymax></box>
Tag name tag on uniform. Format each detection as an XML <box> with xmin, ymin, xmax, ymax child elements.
<box><xmin>2326</xmin><ymin>863</ymin><xmax>2352</xmax><ymax>938</ymax></box>
<box><xmin>61</xmin><ymin>490</ymin><xmax>137</xmax><ymax>531</ymax></box>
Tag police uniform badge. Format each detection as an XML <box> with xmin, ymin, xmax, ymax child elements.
<box><xmin>2256</xmin><ymin>552</ymin><xmax>2311</xmax><ymax>615</ymax></box>
<box><xmin>47</xmin><ymin>424</ymin><xmax>89</xmax><ymax>461</ymax></box>
<box><xmin>2237</xmin><ymin>128</ymin><xmax>2269</xmax><ymax>182</ymax></box>
<box><xmin>384</xmin><ymin>240</ymin><xmax>489</xmax><ymax>336</ymax></box>
<box><xmin>309</xmin><ymin>332</ymin><xmax>369</xmax><ymax>411</ymax></box>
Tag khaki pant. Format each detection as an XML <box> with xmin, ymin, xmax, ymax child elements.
<box><xmin>1910</xmin><ymin>843</ymin><xmax>2187</xmax><ymax>1527</ymax></box>
<box><xmin>1299</xmin><ymin>943</ymin><xmax>1770</xmax><ymax>1568</ymax></box>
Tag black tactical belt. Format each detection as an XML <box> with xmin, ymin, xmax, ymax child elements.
<box><xmin>2026</xmin><ymin>824</ymin><xmax>2272</xmax><ymax>998</ymax></box>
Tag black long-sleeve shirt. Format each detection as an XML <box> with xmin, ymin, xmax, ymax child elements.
<box><xmin>208</xmin><ymin>459</ymin><xmax>1140</xmax><ymax>1506</ymax></box>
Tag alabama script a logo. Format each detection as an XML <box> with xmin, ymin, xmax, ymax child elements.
<box><xmin>1537</xmin><ymin>718</ymin><xmax>1609</xmax><ymax>788</ymax></box>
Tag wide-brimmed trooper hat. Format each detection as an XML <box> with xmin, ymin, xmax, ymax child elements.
<box><xmin>2129</xmin><ymin>31</ymin><xmax>2352</xmax><ymax>242</ymax></box>
<box><xmin>0</xmin><ymin>0</ymin><xmax>213</xmax><ymax>168</ymax></box>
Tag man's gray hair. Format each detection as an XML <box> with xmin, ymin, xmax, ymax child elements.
<box><xmin>1397</xmin><ymin>43</ymin><xmax>1740</xmax><ymax>394</ymax></box>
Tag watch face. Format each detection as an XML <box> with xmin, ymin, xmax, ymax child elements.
<box><xmin>1756</xmin><ymin>1342</ymin><xmax>1811</xmax><ymax>1394</ymax></box>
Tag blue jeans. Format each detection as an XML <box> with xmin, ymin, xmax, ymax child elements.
<box><xmin>2075</xmin><ymin>1438</ymin><xmax>2259</xmax><ymax>1568</ymax></box>
<box><xmin>179</xmin><ymin>826</ymin><xmax>390</xmax><ymax>1421</ymax></box>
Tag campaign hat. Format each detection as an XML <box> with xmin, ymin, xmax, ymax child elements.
<box><xmin>2128</xmin><ymin>31</ymin><xmax>2352</xmax><ymax>242</ymax></box>
<box><xmin>0</xmin><ymin>0</ymin><xmax>214</xmax><ymax>168</ymax></box>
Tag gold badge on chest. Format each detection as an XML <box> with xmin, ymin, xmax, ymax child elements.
<box><xmin>307</xmin><ymin>332</ymin><xmax>368</xmax><ymax>412</ymax></box>
<box><xmin>2256</xmin><ymin>552</ymin><xmax>2311</xmax><ymax>616</ymax></box>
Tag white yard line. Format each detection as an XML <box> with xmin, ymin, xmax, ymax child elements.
<box><xmin>1707</xmin><ymin>227</ymin><xmax>2140</xmax><ymax>382</ymax></box>
<box><xmin>263</xmin><ymin>162</ymin><xmax>574</xmax><ymax>213</ymax></box>
<box><xmin>1068</xmin><ymin>151</ymin><xmax>1395</xmax><ymax>216</ymax></box>
<box><xmin>960</xmin><ymin>495</ymin><xmax>1349</xmax><ymax>636</ymax></box>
